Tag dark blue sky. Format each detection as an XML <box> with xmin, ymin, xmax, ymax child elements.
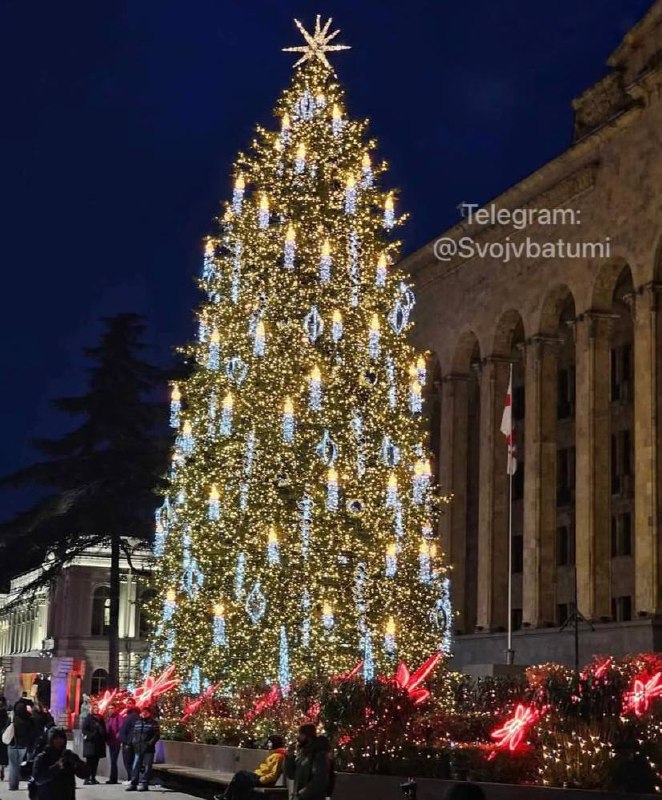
<box><xmin>0</xmin><ymin>0</ymin><xmax>653</xmax><ymax>511</ymax></box>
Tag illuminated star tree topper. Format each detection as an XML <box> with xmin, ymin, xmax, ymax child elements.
<box><xmin>283</xmin><ymin>15</ymin><xmax>351</xmax><ymax>69</ymax></box>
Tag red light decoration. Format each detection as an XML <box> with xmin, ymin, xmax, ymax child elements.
<box><xmin>491</xmin><ymin>703</ymin><xmax>539</xmax><ymax>752</ymax></box>
<box><xmin>133</xmin><ymin>665</ymin><xmax>180</xmax><ymax>710</ymax></box>
<box><xmin>180</xmin><ymin>682</ymin><xmax>221</xmax><ymax>722</ymax></box>
<box><xmin>334</xmin><ymin>661</ymin><xmax>363</xmax><ymax>682</ymax></box>
<box><xmin>390</xmin><ymin>653</ymin><xmax>441</xmax><ymax>705</ymax></box>
<box><xmin>624</xmin><ymin>671</ymin><xmax>662</xmax><ymax>716</ymax></box>
<box><xmin>96</xmin><ymin>689</ymin><xmax>118</xmax><ymax>716</ymax></box>
<box><xmin>246</xmin><ymin>684</ymin><xmax>281</xmax><ymax>721</ymax></box>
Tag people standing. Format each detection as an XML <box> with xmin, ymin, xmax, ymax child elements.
<box><xmin>106</xmin><ymin>703</ymin><xmax>123</xmax><ymax>785</ymax></box>
<box><xmin>7</xmin><ymin>698</ymin><xmax>35</xmax><ymax>790</ymax></box>
<box><xmin>81</xmin><ymin>704</ymin><xmax>106</xmax><ymax>785</ymax></box>
<box><xmin>120</xmin><ymin>698</ymin><xmax>139</xmax><ymax>781</ymax></box>
<box><xmin>284</xmin><ymin>724</ymin><xmax>334</xmax><ymax>800</ymax></box>
<box><xmin>126</xmin><ymin>706</ymin><xmax>160</xmax><ymax>792</ymax></box>
<box><xmin>0</xmin><ymin>696</ymin><xmax>8</xmax><ymax>781</ymax></box>
<box><xmin>79</xmin><ymin>693</ymin><xmax>91</xmax><ymax>723</ymax></box>
<box><xmin>32</xmin><ymin>701</ymin><xmax>55</xmax><ymax>752</ymax></box>
<box><xmin>32</xmin><ymin>727</ymin><xmax>89</xmax><ymax>800</ymax></box>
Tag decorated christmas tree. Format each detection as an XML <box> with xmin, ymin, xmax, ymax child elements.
<box><xmin>149</xmin><ymin>17</ymin><xmax>451</xmax><ymax>693</ymax></box>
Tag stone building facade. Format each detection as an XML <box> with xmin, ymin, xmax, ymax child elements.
<box><xmin>403</xmin><ymin>1</ymin><xmax>662</xmax><ymax>669</ymax></box>
<box><xmin>0</xmin><ymin>546</ymin><xmax>151</xmax><ymax>724</ymax></box>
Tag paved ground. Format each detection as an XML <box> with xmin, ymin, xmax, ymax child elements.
<box><xmin>0</xmin><ymin>779</ymin><xmax>199</xmax><ymax>799</ymax></box>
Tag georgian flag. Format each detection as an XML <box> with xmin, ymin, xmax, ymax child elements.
<box><xmin>500</xmin><ymin>370</ymin><xmax>517</xmax><ymax>475</ymax></box>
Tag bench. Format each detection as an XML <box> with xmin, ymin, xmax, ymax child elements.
<box><xmin>152</xmin><ymin>764</ymin><xmax>288</xmax><ymax>799</ymax></box>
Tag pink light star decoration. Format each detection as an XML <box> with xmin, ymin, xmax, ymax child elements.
<box><xmin>133</xmin><ymin>665</ymin><xmax>180</xmax><ymax>710</ymax></box>
<box><xmin>180</xmin><ymin>682</ymin><xmax>221</xmax><ymax>722</ymax></box>
<box><xmin>624</xmin><ymin>671</ymin><xmax>662</xmax><ymax>716</ymax></box>
<box><xmin>390</xmin><ymin>653</ymin><xmax>442</xmax><ymax>705</ymax></box>
<box><xmin>491</xmin><ymin>703</ymin><xmax>539</xmax><ymax>752</ymax></box>
<box><xmin>96</xmin><ymin>689</ymin><xmax>117</xmax><ymax>715</ymax></box>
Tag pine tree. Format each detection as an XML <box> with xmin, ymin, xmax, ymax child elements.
<box><xmin>150</xmin><ymin>18</ymin><xmax>451</xmax><ymax>693</ymax></box>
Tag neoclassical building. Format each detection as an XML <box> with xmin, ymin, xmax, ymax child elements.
<box><xmin>0</xmin><ymin>546</ymin><xmax>151</xmax><ymax>724</ymax></box>
<box><xmin>404</xmin><ymin>0</ymin><xmax>662</xmax><ymax>669</ymax></box>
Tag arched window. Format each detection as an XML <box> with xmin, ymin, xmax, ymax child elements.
<box><xmin>91</xmin><ymin>586</ymin><xmax>111</xmax><ymax>636</ymax></box>
<box><xmin>91</xmin><ymin>668</ymin><xmax>108</xmax><ymax>695</ymax></box>
<box><xmin>137</xmin><ymin>589</ymin><xmax>156</xmax><ymax>639</ymax></box>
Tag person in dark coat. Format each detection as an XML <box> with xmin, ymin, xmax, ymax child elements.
<box><xmin>32</xmin><ymin>726</ymin><xmax>89</xmax><ymax>800</ymax></box>
<box><xmin>81</xmin><ymin>704</ymin><xmax>107</xmax><ymax>784</ymax></box>
<box><xmin>0</xmin><ymin>695</ymin><xmax>8</xmax><ymax>781</ymax></box>
<box><xmin>105</xmin><ymin>703</ymin><xmax>123</xmax><ymax>784</ymax></box>
<box><xmin>126</xmin><ymin>706</ymin><xmax>160</xmax><ymax>792</ymax></box>
<box><xmin>120</xmin><ymin>697</ymin><xmax>140</xmax><ymax>779</ymax></box>
<box><xmin>32</xmin><ymin>701</ymin><xmax>55</xmax><ymax>753</ymax></box>
<box><xmin>444</xmin><ymin>784</ymin><xmax>486</xmax><ymax>800</ymax></box>
<box><xmin>284</xmin><ymin>724</ymin><xmax>334</xmax><ymax>800</ymax></box>
<box><xmin>7</xmin><ymin>698</ymin><xmax>35</xmax><ymax>790</ymax></box>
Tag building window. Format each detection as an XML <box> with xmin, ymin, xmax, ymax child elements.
<box><xmin>611</xmin><ymin>595</ymin><xmax>632</xmax><ymax>622</ymax></box>
<box><xmin>557</xmin><ymin>447</ymin><xmax>575</xmax><ymax>505</ymax></box>
<box><xmin>91</xmin><ymin>587</ymin><xmax>111</xmax><ymax>637</ymax></box>
<box><xmin>513</xmin><ymin>384</ymin><xmax>525</xmax><ymax>420</ymax></box>
<box><xmin>556</xmin><ymin>525</ymin><xmax>575</xmax><ymax>566</ymax></box>
<box><xmin>557</xmin><ymin>367</ymin><xmax>575</xmax><ymax>419</ymax></box>
<box><xmin>611</xmin><ymin>344</ymin><xmax>633</xmax><ymax>402</ymax></box>
<box><xmin>512</xmin><ymin>460</ymin><xmax>524</xmax><ymax>501</ymax></box>
<box><xmin>557</xmin><ymin>603</ymin><xmax>570</xmax><ymax>625</ymax></box>
<box><xmin>611</xmin><ymin>513</ymin><xmax>632</xmax><ymax>557</ymax></box>
<box><xmin>512</xmin><ymin>535</ymin><xmax>523</xmax><ymax>574</ymax></box>
<box><xmin>511</xmin><ymin>608</ymin><xmax>523</xmax><ymax>631</ymax></box>
<box><xmin>91</xmin><ymin>668</ymin><xmax>108</xmax><ymax>696</ymax></box>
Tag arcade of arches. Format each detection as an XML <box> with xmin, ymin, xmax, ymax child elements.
<box><xmin>403</xmin><ymin>1</ymin><xmax>662</xmax><ymax>668</ymax></box>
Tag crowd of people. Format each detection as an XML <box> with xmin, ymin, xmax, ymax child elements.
<box><xmin>0</xmin><ymin>691</ymin><xmax>486</xmax><ymax>799</ymax></box>
<box><xmin>0</xmin><ymin>692</ymin><xmax>161</xmax><ymax>795</ymax></box>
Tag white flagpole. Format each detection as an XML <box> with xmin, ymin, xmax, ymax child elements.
<box><xmin>506</xmin><ymin>362</ymin><xmax>515</xmax><ymax>666</ymax></box>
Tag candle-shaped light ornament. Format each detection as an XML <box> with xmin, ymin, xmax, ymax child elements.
<box><xmin>386</xmin><ymin>472</ymin><xmax>398</xmax><ymax>509</ymax></box>
<box><xmin>368</xmin><ymin>313</ymin><xmax>381</xmax><ymax>359</ymax></box>
<box><xmin>169</xmin><ymin>384</ymin><xmax>181</xmax><ymax>428</ymax></box>
<box><xmin>413</xmin><ymin>458</ymin><xmax>432</xmax><ymax>504</ymax></box>
<box><xmin>384</xmin><ymin>193</ymin><xmax>395</xmax><ymax>229</ymax></box>
<box><xmin>202</xmin><ymin>239</ymin><xmax>215</xmax><ymax>280</ymax></box>
<box><xmin>331</xmin><ymin>310</ymin><xmax>343</xmax><ymax>342</ymax></box>
<box><xmin>220</xmin><ymin>393</ymin><xmax>233</xmax><ymax>436</ymax></box>
<box><xmin>327</xmin><ymin>467</ymin><xmax>339</xmax><ymax>511</ymax></box>
<box><xmin>386</xmin><ymin>543</ymin><xmax>397</xmax><ymax>578</ymax></box>
<box><xmin>208</xmin><ymin>485</ymin><xmax>220</xmax><ymax>521</ymax></box>
<box><xmin>376</xmin><ymin>254</ymin><xmax>388</xmax><ymax>288</ymax></box>
<box><xmin>180</xmin><ymin>420</ymin><xmax>194</xmax><ymax>455</ymax></box>
<box><xmin>278</xmin><ymin>625</ymin><xmax>291</xmax><ymax>696</ymax></box>
<box><xmin>384</xmin><ymin>617</ymin><xmax>396</xmax><ymax>654</ymax></box>
<box><xmin>280</xmin><ymin>112</ymin><xmax>291</xmax><ymax>144</ymax></box>
<box><xmin>319</xmin><ymin>239</ymin><xmax>332</xmax><ymax>284</ymax></box>
<box><xmin>361</xmin><ymin>152</ymin><xmax>373</xmax><ymax>188</ymax></box>
<box><xmin>154</xmin><ymin>520</ymin><xmax>166</xmax><ymax>556</ymax></box>
<box><xmin>344</xmin><ymin>174</ymin><xmax>357</xmax><ymax>214</ymax></box>
<box><xmin>331</xmin><ymin>103</ymin><xmax>343</xmax><ymax>136</ymax></box>
<box><xmin>284</xmin><ymin>224</ymin><xmax>296</xmax><ymax>269</ymax></box>
<box><xmin>267</xmin><ymin>526</ymin><xmax>280</xmax><ymax>565</ymax></box>
<box><xmin>254</xmin><ymin>319</ymin><xmax>266</xmax><ymax>357</ymax></box>
<box><xmin>213</xmin><ymin>603</ymin><xmax>226</xmax><ymax>646</ymax></box>
<box><xmin>294</xmin><ymin>141</ymin><xmax>306</xmax><ymax>174</ymax></box>
<box><xmin>322</xmin><ymin>602</ymin><xmax>334</xmax><ymax>630</ymax></box>
<box><xmin>258</xmin><ymin>193</ymin><xmax>270</xmax><ymax>229</ymax></box>
<box><xmin>282</xmin><ymin>397</ymin><xmax>295</xmax><ymax>443</ymax></box>
<box><xmin>207</xmin><ymin>328</ymin><xmax>221</xmax><ymax>371</ymax></box>
<box><xmin>410</xmin><ymin>379</ymin><xmax>423</xmax><ymax>413</ymax></box>
<box><xmin>232</xmin><ymin>173</ymin><xmax>245</xmax><ymax>214</ymax></box>
<box><xmin>416</xmin><ymin>355</ymin><xmax>427</xmax><ymax>384</ymax></box>
<box><xmin>235</xmin><ymin>552</ymin><xmax>246</xmax><ymax>600</ymax></box>
<box><xmin>198</xmin><ymin>312</ymin><xmax>209</xmax><ymax>343</ymax></box>
<box><xmin>422</xmin><ymin>520</ymin><xmax>434</xmax><ymax>539</ymax></box>
<box><xmin>299</xmin><ymin>494</ymin><xmax>313</xmax><ymax>559</ymax></box>
<box><xmin>208</xmin><ymin>391</ymin><xmax>217</xmax><ymax>421</ymax></box>
<box><xmin>163</xmin><ymin>589</ymin><xmax>176</xmax><ymax>622</ymax></box>
<box><xmin>309</xmin><ymin>365</ymin><xmax>322</xmax><ymax>410</ymax></box>
<box><xmin>315</xmin><ymin>92</ymin><xmax>326</xmax><ymax>109</ymax></box>
<box><xmin>419</xmin><ymin>540</ymin><xmax>432</xmax><ymax>583</ymax></box>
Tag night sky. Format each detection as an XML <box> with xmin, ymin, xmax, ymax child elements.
<box><xmin>0</xmin><ymin>0</ymin><xmax>653</xmax><ymax>517</ymax></box>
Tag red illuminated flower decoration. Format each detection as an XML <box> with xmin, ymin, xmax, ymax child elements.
<box><xmin>246</xmin><ymin>684</ymin><xmax>281</xmax><ymax>721</ymax></box>
<box><xmin>491</xmin><ymin>703</ymin><xmax>539</xmax><ymax>752</ymax></box>
<box><xmin>180</xmin><ymin>682</ymin><xmax>221</xmax><ymax>722</ymax></box>
<box><xmin>305</xmin><ymin>701</ymin><xmax>321</xmax><ymax>721</ymax></box>
<box><xmin>624</xmin><ymin>671</ymin><xmax>662</xmax><ymax>716</ymax></box>
<box><xmin>96</xmin><ymin>689</ymin><xmax>117</xmax><ymax>716</ymax></box>
<box><xmin>391</xmin><ymin>653</ymin><xmax>441</xmax><ymax>705</ymax></box>
<box><xmin>133</xmin><ymin>665</ymin><xmax>180</xmax><ymax>710</ymax></box>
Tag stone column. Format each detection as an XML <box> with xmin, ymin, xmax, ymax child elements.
<box><xmin>440</xmin><ymin>373</ymin><xmax>470</xmax><ymax>633</ymax></box>
<box><xmin>633</xmin><ymin>284</ymin><xmax>662</xmax><ymax>614</ymax></box>
<box><xmin>523</xmin><ymin>336</ymin><xmax>560</xmax><ymax>627</ymax></box>
<box><xmin>50</xmin><ymin>656</ymin><xmax>75</xmax><ymax>725</ymax></box>
<box><xmin>476</xmin><ymin>356</ymin><xmax>511</xmax><ymax>631</ymax></box>
<box><xmin>574</xmin><ymin>312</ymin><xmax>614</xmax><ymax>620</ymax></box>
